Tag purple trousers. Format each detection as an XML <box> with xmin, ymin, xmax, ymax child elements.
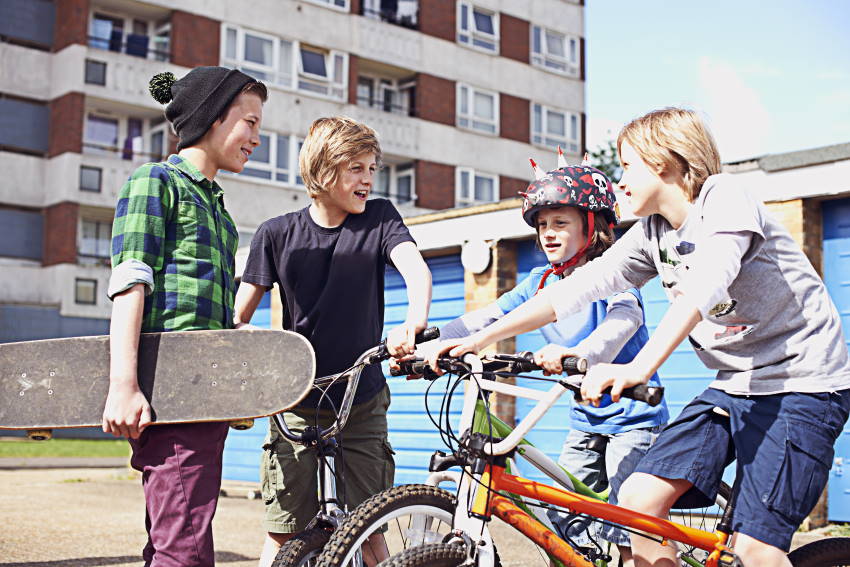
<box><xmin>129</xmin><ymin>422</ymin><xmax>229</xmax><ymax>567</ymax></box>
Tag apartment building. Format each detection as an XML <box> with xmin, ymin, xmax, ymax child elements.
<box><xmin>0</xmin><ymin>0</ymin><xmax>587</xmax><ymax>341</ymax></box>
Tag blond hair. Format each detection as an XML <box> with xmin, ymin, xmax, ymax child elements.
<box><xmin>299</xmin><ymin>116</ymin><xmax>382</xmax><ymax>198</ymax></box>
<box><xmin>617</xmin><ymin>108</ymin><xmax>721</xmax><ymax>202</ymax></box>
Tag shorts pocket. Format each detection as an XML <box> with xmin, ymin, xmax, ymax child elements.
<box><xmin>764</xmin><ymin>421</ymin><xmax>833</xmax><ymax>524</ymax></box>
<box><xmin>260</xmin><ymin>448</ymin><xmax>279</xmax><ymax>506</ymax></box>
<box><xmin>382</xmin><ymin>439</ymin><xmax>396</xmax><ymax>489</ymax></box>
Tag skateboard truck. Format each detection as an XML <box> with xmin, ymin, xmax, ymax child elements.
<box><xmin>229</xmin><ymin>419</ymin><xmax>254</xmax><ymax>430</ymax></box>
<box><xmin>27</xmin><ymin>429</ymin><xmax>53</xmax><ymax>441</ymax></box>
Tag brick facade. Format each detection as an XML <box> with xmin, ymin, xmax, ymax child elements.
<box><xmin>48</xmin><ymin>92</ymin><xmax>84</xmax><ymax>157</ymax></box>
<box><xmin>415</xmin><ymin>160</ymin><xmax>455</xmax><ymax>210</ymax></box>
<box><xmin>42</xmin><ymin>202</ymin><xmax>79</xmax><ymax>266</ymax></box>
<box><xmin>171</xmin><ymin>11</ymin><xmax>221</xmax><ymax>68</ymax></box>
<box><xmin>463</xmin><ymin>239</ymin><xmax>517</xmax><ymax>422</ymax></box>
<box><xmin>350</xmin><ymin>0</ymin><xmax>361</xmax><ymax>15</ymax></box>
<box><xmin>419</xmin><ymin>0</ymin><xmax>455</xmax><ymax>42</ymax></box>
<box><xmin>415</xmin><ymin>74</ymin><xmax>455</xmax><ymax>127</ymax></box>
<box><xmin>348</xmin><ymin>54</ymin><xmax>359</xmax><ymax>105</ymax></box>
<box><xmin>499</xmin><ymin>13</ymin><xmax>529</xmax><ymax>64</ymax></box>
<box><xmin>499</xmin><ymin>93</ymin><xmax>530</xmax><ymax>144</ymax></box>
<box><xmin>53</xmin><ymin>0</ymin><xmax>89</xmax><ymax>52</ymax></box>
<box><xmin>499</xmin><ymin>175</ymin><xmax>527</xmax><ymax>201</ymax></box>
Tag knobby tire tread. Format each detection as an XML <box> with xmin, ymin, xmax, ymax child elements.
<box><xmin>787</xmin><ymin>537</ymin><xmax>850</xmax><ymax>567</ymax></box>
<box><xmin>271</xmin><ymin>527</ymin><xmax>330</xmax><ymax>567</ymax></box>
<box><xmin>376</xmin><ymin>542</ymin><xmax>467</xmax><ymax>567</ymax></box>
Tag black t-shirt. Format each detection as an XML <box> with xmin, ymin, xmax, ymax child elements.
<box><xmin>242</xmin><ymin>199</ymin><xmax>415</xmax><ymax>408</ymax></box>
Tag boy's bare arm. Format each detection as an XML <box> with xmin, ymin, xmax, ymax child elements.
<box><xmin>388</xmin><ymin>242</ymin><xmax>432</xmax><ymax>356</ymax></box>
<box><xmin>233</xmin><ymin>281</ymin><xmax>269</xmax><ymax>328</ymax></box>
<box><xmin>103</xmin><ymin>283</ymin><xmax>151</xmax><ymax>439</ymax></box>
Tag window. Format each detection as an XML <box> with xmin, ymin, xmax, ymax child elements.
<box><xmin>304</xmin><ymin>0</ymin><xmax>348</xmax><ymax>9</ymax></box>
<box><xmin>532</xmin><ymin>103</ymin><xmax>580</xmax><ymax>153</ymax></box>
<box><xmin>79</xmin><ymin>166</ymin><xmax>102</xmax><ymax>192</ymax></box>
<box><xmin>374</xmin><ymin>164</ymin><xmax>415</xmax><ymax>204</ymax></box>
<box><xmin>88</xmin><ymin>12</ymin><xmax>170</xmax><ymax>61</ymax></box>
<box><xmin>456</xmin><ymin>168</ymin><xmax>498</xmax><ymax>206</ymax></box>
<box><xmin>84</xmin><ymin>114</ymin><xmax>165</xmax><ymax>161</ymax></box>
<box><xmin>531</xmin><ymin>26</ymin><xmax>579</xmax><ymax>77</ymax></box>
<box><xmin>356</xmin><ymin>76</ymin><xmax>414</xmax><ymax>115</ymax></box>
<box><xmin>84</xmin><ymin>60</ymin><xmax>107</xmax><ymax>85</ymax></box>
<box><xmin>75</xmin><ymin>278</ymin><xmax>98</xmax><ymax>305</ymax></box>
<box><xmin>238</xmin><ymin>132</ymin><xmax>304</xmax><ymax>186</ymax></box>
<box><xmin>362</xmin><ymin>0</ymin><xmax>418</xmax><ymax>29</ymax></box>
<box><xmin>457</xmin><ymin>84</ymin><xmax>498</xmax><ymax>134</ymax></box>
<box><xmin>222</xmin><ymin>26</ymin><xmax>347</xmax><ymax>101</ymax></box>
<box><xmin>79</xmin><ymin>219</ymin><xmax>112</xmax><ymax>261</ymax></box>
<box><xmin>457</xmin><ymin>2</ymin><xmax>498</xmax><ymax>53</ymax></box>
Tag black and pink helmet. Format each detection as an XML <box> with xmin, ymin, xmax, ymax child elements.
<box><xmin>521</xmin><ymin>161</ymin><xmax>620</xmax><ymax>228</ymax></box>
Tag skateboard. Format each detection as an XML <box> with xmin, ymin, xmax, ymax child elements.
<box><xmin>0</xmin><ymin>329</ymin><xmax>316</xmax><ymax>440</ymax></box>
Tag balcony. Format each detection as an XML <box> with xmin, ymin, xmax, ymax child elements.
<box><xmin>88</xmin><ymin>8</ymin><xmax>170</xmax><ymax>62</ymax></box>
<box><xmin>361</xmin><ymin>0</ymin><xmax>419</xmax><ymax>29</ymax></box>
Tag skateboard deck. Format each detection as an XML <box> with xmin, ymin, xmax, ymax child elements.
<box><xmin>0</xmin><ymin>329</ymin><xmax>316</xmax><ymax>435</ymax></box>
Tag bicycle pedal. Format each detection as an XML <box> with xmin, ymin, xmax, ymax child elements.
<box><xmin>718</xmin><ymin>549</ymin><xmax>743</xmax><ymax>567</ymax></box>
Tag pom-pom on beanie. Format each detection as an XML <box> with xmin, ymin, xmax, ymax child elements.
<box><xmin>148</xmin><ymin>67</ymin><xmax>260</xmax><ymax>151</ymax></box>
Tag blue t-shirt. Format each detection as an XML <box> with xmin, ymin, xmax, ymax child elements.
<box><xmin>496</xmin><ymin>265</ymin><xmax>668</xmax><ymax>434</ymax></box>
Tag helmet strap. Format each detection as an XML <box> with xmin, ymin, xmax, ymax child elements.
<box><xmin>535</xmin><ymin>211</ymin><xmax>595</xmax><ymax>294</ymax></box>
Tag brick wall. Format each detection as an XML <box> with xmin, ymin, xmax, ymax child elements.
<box><xmin>499</xmin><ymin>13</ymin><xmax>529</xmax><ymax>64</ymax></box>
<box><xmin>348</xmin><ymin>54</ymin><xmax>359</xmax><ymax>105</ymax></box>
<box><xmin>419</xmin><ymin>0</ymin><xmax>455</xmax><ymax>42</ymax></box>
<box><xmin>464</xmin><ymin>239</ymin><xmax>518</xmax><ymax>422</ymax></box>
<box><xmin>765</xmin><ymin>199</ymin><xmax>823</xmax><ymax>274</ymax></box>
<box><xmin>350</xmin><ymin>0</ymin><xmax>362</xmax><ymax>14</ymax></box>
<box><xmin>415</xmin><ymin>160</ymin><xmax>455</xmax><ymax>210</ymax></box>
<box><xmin>42</xmin><ymin>202</ymin><xmax>79</xmax><ymax>266</ymax></box>
<box><xmin>415</xmin><ymin>74</ymin><xmax>455</xmax><ymax>127</ymax></box>
<box><xmin>499</xmin><ymin>175</ymin><xmax>528</xmax><ymax>201</ymax></box>
<box><xmin>53</xmin><ymin>0</ymin><xmax>89</xmax><ymax>52</ymax></box>
<box><xmin>499</xmin><ymin>93</ymin><xmax>530</xmax><ymax>144</ymax></box>
<box><xmin>48</xmin><ymin>92</ymin><xmax>84</xmax><ymax>157</ymax></box>
<box><xmin>171</xmin><ymin>11</ymin><xmax>220</xmax><ymax>68</ymax></box>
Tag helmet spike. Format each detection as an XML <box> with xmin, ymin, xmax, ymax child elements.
<box><xmin>529</xmin><ymin>158</ymin><xmax>546</xmax><ymax>180</ymax></box>
<box><xmin>557</xmin><ymin>146</ymin><xmax>568</xmax><ymax>168</ymax></box>
<box><xmin>581</xmin><ymin>152</ymin><xmax>591</xmax><ymax>167</ymax></box>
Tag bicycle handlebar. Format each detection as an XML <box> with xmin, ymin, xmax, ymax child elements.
<box><xmin>274</xmin><ymin>326</ymin><xmax>440</xmax><ymax>445</ymax></box>
<box><xmin>390</xmin><ymin>351</ymin><xmax>664</xmax><ymax>407</ymax></box>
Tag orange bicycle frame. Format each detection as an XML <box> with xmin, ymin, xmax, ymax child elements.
<box><xmin>470</xmin><ymin>464</ymin><xmax>732</xmax><ymax>567</ymax></box>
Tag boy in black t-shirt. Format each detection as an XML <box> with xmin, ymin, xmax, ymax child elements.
<box><xmin>234</xmin><ymin>116</ymin><xmax>432</xmax><ymax>566</ymax></box>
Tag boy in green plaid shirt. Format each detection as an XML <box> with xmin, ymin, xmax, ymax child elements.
<box><xmin>104</xmin><ymin>67</ymin><xmax>267</xmax><ymax>567</ymax></box>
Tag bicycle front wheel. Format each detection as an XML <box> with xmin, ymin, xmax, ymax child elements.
<box><xmin>377</xmin><ymin>542</ymin><xmax>467</xmax><ymax>567</ymax></box>
<box><xmin>788</xmin><ymin>537</ymin><xmax>850</xmax><ymax>567</ymax></box>
<box><xmin>317</xmin><ymin>484</ymin><xmax>458</xmax><ymax>567</ymax></box>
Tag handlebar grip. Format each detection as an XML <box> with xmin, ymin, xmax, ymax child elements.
<box><xmin>561</xmin><ymin>356</ymin><xmax>587</xmax><ymax>375</ymax></box>
<box><xmin>415</xmin><ymin>327</ymin><xmax>440</xmax><ymax>344</ymax></box>
<box><xmin>620</xmin><ymin>385</ymin><xmax>664</xmax><ymax>407</ymax></box>
<box><xmin>390</xmin><ymin>359</ymin><xmax>429</xmax><ymax>376</ymax></box>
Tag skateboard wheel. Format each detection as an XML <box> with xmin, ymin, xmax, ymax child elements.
<box><xmin>230</xmin><ymin>419</ymin><xmax>254</xmax><ymax>431</ymax></box>
<box><xmin>27</xmin><ymin>429</ymin><xmax>53</xmax><ymax>441</ymax></box>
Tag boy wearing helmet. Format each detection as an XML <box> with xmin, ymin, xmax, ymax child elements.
<box><xmin>438</xmin><ymin>152</ymin><xmax>668</xmax><ymax>565</ymax></box>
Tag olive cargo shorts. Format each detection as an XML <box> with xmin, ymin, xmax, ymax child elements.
<box><xmin>261</xmin><ymin>385</ymin><xmax>395</xmax><ymax>533</ymax></box>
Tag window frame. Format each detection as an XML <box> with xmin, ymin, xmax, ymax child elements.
<box><xmin>356</xmin><ymin>75</ymin><xmax>414</xmax><ymax>115</ymax></box>
<box><xmin>531</xmin><ymin>25</ymin><xmax>579</xmax><ymax>77</ymax></box>
<box><xmin>531</xmin><ymin>103</ymin><xmax>581</xmax><ymax>153</ymax></box>
<box><xmin>75</xmin><ymin>278</ymin><xmax>98</xmax><ymax>305</ymax></box>
<box><xmin>234</xmin><ymin>131</ymin><xmax>305</xmax><ymax>188</ymax></box>
<box><xmin>372</xmin><ymin>163</ymin><xmax>416</xmax><ymax>205</ymax></box>
<box><xmin>303</xmin><ymin>0</ymin><xmax>349</xmax><ymax>11</ymax></box>
<box><xmin>457</xmin><ymin>1</ymin><xmax>499</xmax><ymax>54</ymax></box>
<box><xmin>222</xmin><ymin>25</ymin><xmax>348</xmax><ymax>101</ymax></box>
<box><xmin>88</xmin><ymin>10</ymin><xmax>170</xmax><ymax>61</ymax></box>
<box><xmin>78</xmin><ymin>218</ymin><xmax>112</xmax><ymax>263</ymax></box>
<box><xmin>79</xmin><ymin>166</ymin><xmax>102</xmax><ymax>193</ymax></box>
<box><xmin>456</xmin><ymin>83</ymin><xmax>499</xmax><ymax>135</ymax></box>
<box><xmin>83</xmin><ymin>113</ymin><xmax>163</xmax><ymax>161</ymax></box>
<box><xmin>455</xmin><ymin>167</ymin><xmax>499</xmax><ymax>207</ymax></box>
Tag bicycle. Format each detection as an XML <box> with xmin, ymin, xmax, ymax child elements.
<box><xmin>317</xmin><ymin>352</ymin><xmax>740</xmax><ymax>567</ymax></box>
<box><xmin>268</xmin><ymin>327</ymin><xmax>445</xmax><ymax>567</ymax></box>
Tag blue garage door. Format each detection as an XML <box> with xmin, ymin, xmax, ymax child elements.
<box><xmin>512</xmin><ymin>239</ymin><xmax>715</xmax><ymax>485</ymax></box>
<box><xmin>824</xmin><ymin>198</ymin><xmax>850</xmax><ymax>521</ymax></box>
<box><xmin>384</xmin><ymin>254</ymin><xmax>465</xmax><ymax>485</ymax></box>
<box><xmin>222</xmin><ymin>290</ymin><xmax>272</xmax><ymax>482</ymax></box>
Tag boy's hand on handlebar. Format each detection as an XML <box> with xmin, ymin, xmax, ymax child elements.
<box><xmin>580</xmin><ymin>362</ymin><xmax>648</xmax><ymax>406</ymax></box>
<box><xmin>534</xmin><ymin>344</ymin><xmax>579</xmax><ymax>375</ymax></box>
<box><xmin>386</xmin><ymin>321</ymin><xmax>426</xmax><ymax>358</ymax></box>
<box><xmin>425</xmin><ymin>335</ymin><xmax>483</xmax><ymax>375</ymax></box>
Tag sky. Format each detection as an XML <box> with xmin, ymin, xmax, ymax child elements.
<box><xmin>584</xmin><ymin>0</ymin><xmax>850</xmax><ymax>162</ymax></box>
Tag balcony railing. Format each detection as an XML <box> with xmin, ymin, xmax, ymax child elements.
<box><xmin>356</xmin><ymin>95</ymin><xmax>413</xmax><ymax>117</ymax></box>
<box><xmin>88</xmin><ymin>34</ymin><xmax>169</xmax><ymax>61</ymax></box>
<box><xmin>83</xmin><ymin>142</ymin><xmax>164</xmax><ymax>163</ymax></box>
<box><xmin>361</xmin><ymin>6</ymin><xmax>418</xmax><ymax>30</ymax></box>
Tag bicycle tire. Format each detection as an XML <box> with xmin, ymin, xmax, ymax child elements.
<box><xmin>377</xmin><ymin>542</ymin><xmax>467</xmax><ymax>567</ymax></box>
<box><xmin>271</xmin><ymin>527</ymin><xmax>330</xmax><ymax>567</ymax></box>
<box><xmin>317</xmin><ymin>484</ymin><xmax>472</xmax><ymax>567</ymax></box>
<box><xmin>787</xmin><ymin>537</ymin><xmax>850</xmax><ymax>567</ymax></box>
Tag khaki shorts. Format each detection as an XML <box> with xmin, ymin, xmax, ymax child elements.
<box><xmin>260</xmin><ymin>385</ymin><xmax>395</xmax><ymax>533</ymax></box>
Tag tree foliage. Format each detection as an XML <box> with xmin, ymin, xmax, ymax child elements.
<box><xmin>588</xmin><ymin>140</ymin><xmax>622</xmax><ymax>183</ymax></box>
